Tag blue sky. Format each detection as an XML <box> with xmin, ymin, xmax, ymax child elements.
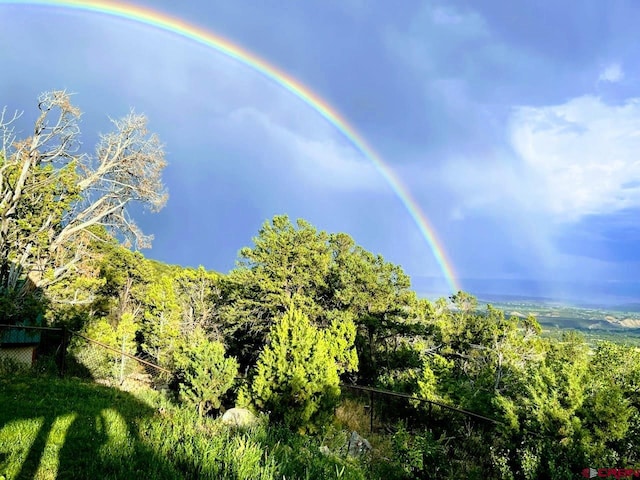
<box><xmin>1</xmin><ymin>0</ymin><xmax>639</xmax><ymax>302</ymax></box>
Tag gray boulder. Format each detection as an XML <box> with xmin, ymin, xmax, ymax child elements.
<box><xmin>347</xmin><ymin>431</ymin><xmax>372</xmax><ymax>458</ymax></box>
<box><xmin>221</xmin><ymin>408</ymin><xmax>258</xmax><ymax>428</ymax></box>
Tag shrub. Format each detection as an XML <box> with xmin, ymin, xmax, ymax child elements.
<box><xmin>173</xmin><ymin>328</ymin><xmax>238</xmax><ymax>416</ymax></box>
<box><xmin>250</xmin><ymin>307</ymin><xmax>341</xmax><ymax>432</ymax></box>
<box><xmin>390</xmin><ymin>424</ymin><xmax>446</xmax><ymax>478</ymax></box>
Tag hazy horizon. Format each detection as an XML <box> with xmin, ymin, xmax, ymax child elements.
<box><xmin>413</xmin><ymin>276</ymin><xmax>640</xmax><ymax>307</ymax></box>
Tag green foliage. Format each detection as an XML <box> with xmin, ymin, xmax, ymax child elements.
<box><xmin>237</xmin><ymin>216</ymin><xmax>331</xmax><ymax>304</ymax></box>
<box><xmin>5</xmin><ymin>148</ymin><xmax>640</xmax><ymax>480</ymax></box>
<box><xmin>250</xmin><ymin>306</ymin><xmax>341</xmax><ymax>432</ymax></box>
<box><xmin>70</xmin><ymin>318</ymin><xmax>118</xmax><ymax>379</ymax></box>
<box><xmin>0</xmin><ymin>356</ymin><xmax>29</xmax><ymax>376</ymax></box>
<box><xmin>0</xmin><ymin>372</ymin><xmax>378</xmax><ymax>480</ymax></box>
<box><xmin>172</xmin><ymin>265</ymin><xmax>220</xmax><ymax>335</ymax></box>
<box><xmin>418</xmin><ymin>353</ymin><xmax>454</xmax><ymax>403</ymax></box>
<box><xmin>323</xmin><ymin>309</ymin><xmax>359</xmax><ymax>375</ymax></box>
<box><xmin>0</xmin><ymin>286</ymin><xmax>47</xmax><ymax>325</ymax></box>
<box><xmin>44</xmin><ymin>273</ymin><xmax>106</xmax><ymax>330</ymax></box>
<box><xmin>0</xmin><ymin>373</ymin><xmax>184</xmax><ymax>479</ymax></box>
<box><xmin>95</xmin><ymin>246</ymin><xmax>152</xmax><ymax>319</ymax></box>
<box><xmin>326</xmin><ymin>233</ymin><xmax>414</xmax><ymax>316</ymax></box>
<box><xmin>71</xmin><ymin>313</ymin><xmax>140</xmax><ymax>382</ymax></box>
<box><xmin>141</xmin><ymin>274</ymin><xmax>181</xmax><ymax>368</ymax></box>
<box><xmin>485</xmin><ymin>331</ymin><xmax>640</xmax><ymax>478</ymax></box>
<box><xmin>219</xmin><ymin>215</ymin><xmax>414</xmax><ymax>379</ymax></box>
<box><xmin>390</xmin><ymin>424</ymin><xmax>446</xmax><ymax>479</ymax></box>
<box><xmin>173</xmin><ymin>328</ymin><xmax>239</xmax><ymax>416</ymax></box>
<box><xmin>0</xmin><ymin>157</ymin><xmax>80</xmax><ymax>297</ymax></box>
<box><xmin>220</xmin><ymin>215</ymin><xmax>333</xmax><ymax>366</ymax></box>
<box><xmin>0</xmin><ymin>92</ymin><xmax>167</xmax><ymax>314</ymax></box>
<box><xmin>585</xmin><ymin>341</ymin><xmax>640</xmax><ymax>465</ymax></box>
<box><xmin>326</xmin><ymin>233</ymin><xmax>415</xmax><ymax>384</ymax></box>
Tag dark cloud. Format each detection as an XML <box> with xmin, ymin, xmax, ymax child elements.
<box><xmin>554</xmin><ymin>210</ymin><xmax>640</xmax><ymax>264</ymax></box>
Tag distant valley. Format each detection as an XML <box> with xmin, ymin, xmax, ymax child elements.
<box><xmin>418</xmin><ymin>284</ymin><xmax>640</xmax><ymax>344</ymax></box>
<box><xmin>471</xmin><ymin>297</ymin><xmax>640</xmax><ymax>347</ymax></box>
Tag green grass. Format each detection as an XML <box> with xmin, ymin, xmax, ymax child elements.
<box><xmin>0</xmin><ymin>373</ymin><xmax>183</xmax><ymax>479</ymax></box>
<box><xmin>0</xmin><ymin>371</ymin><xmax>399</xmax><ymax>480</ymax></box>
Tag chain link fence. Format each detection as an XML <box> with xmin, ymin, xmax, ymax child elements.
<box><xmin>0</xmin><ymin>324</ymin><xmax>67</xmax><ymax>375</ymax></box>
<box><xmin>66</xmin><ymin>332</ymin><xmax>173</xmax><ymax>389</ymax></box>
<box><xmin>0</xmin><ymin>324</ymin><xmax>171</xmax><ymax>392</ymax></box>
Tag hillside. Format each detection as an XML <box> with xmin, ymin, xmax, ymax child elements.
<box><xmin>0</xmin><ymin>373</ymin><xmax>381</xmax><ymax>480</ymax></box>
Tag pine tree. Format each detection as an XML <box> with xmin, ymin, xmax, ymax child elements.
<box><xmin>141</xmin><ymin>275</ymin><xmax>181</xmax><ymax>368</ymax></box>
<box><xmin>173</xmin><ymin>328</ymin><xmax>238</xmax><ymax>416</ymax></box>
<box><xmin>250</xmin><ymin>306</ymin><xmax>341</xmax><ymax>432</ymax></box>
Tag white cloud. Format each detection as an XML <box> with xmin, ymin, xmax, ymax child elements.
<box><xmin>220</xmin><ymin>107</ymin><xmax>388</xmax><ymax>192</ymax></box>
<box><xmin>430</xmin><ymin>95</ymin><xmax>640</xmax><ymax>282</ymax></box>
<box><xmin>430</xmin><ymin>4</ymin><xmax>488</xmax><ymax>33</ymax></box>
<box><xmin>509</xmin><ymin>95</ymin><xmax>640</xmax><ymax>221</ymax></box>
<box><xmin>598</xmin><ymin>63</ymin><xmax>624</xmax><ymax>83</ymax></box>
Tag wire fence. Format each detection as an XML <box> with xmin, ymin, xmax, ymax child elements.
<box><xmin>339</xmin><ymin>383</ymin><xmax>501</xmax><ymax>435</ymax></box>
<box><xmin>67</xmin><ymin>331</ymin><xmax>173</xmax><ymax>388</ymax></box>
<box><xmin>1</xmin><ymin>324</ymin><xmax>502</xmax><ymax>433</ymax></box>
<box><xmin>0</xmin><ymin>324</ymin><xmax>171</xmax><ymax>389</ymax></box>
<box><xmin>0</xmin><ymin>324</ymin><xmax>68</xmax><ymax>375</ymax></box>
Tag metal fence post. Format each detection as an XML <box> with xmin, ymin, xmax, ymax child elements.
<box><xmin>59</xmin><ymin>326</ymin><xmax>68</xmax><ymax>377</ymax></box>
<box><xmin>370</xmin><ymin>390</ymin><xmax>374</xmax><ymax>433</ymax></box>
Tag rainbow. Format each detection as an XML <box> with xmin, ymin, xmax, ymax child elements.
<box><xmin>2</xmin><ymin>0</ymin><xmax>461</xmax><ymax>293</ymax></box>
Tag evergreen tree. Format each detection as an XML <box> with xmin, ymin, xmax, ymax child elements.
<box><xmin>219</xmin><ymin>215</ymin><xmax>332</xmax><ymax>367</ymax></box>
<box><xmin>173</xmin><ymin>266</ymin><xmax>220</xmax><ymax>336</ymax></box>
<box><xmin>173</xmin><ymin>328</ymin><xmax>239</xmax><ymax>416</ymax></box>
<box><xmin>250</xmin><ymin>306</ymin><xmax>341</xmax><ymax>432</ymax></box>
<box><xmin>141</xmin><ymin>274</ymin><xmax>181</xmax><ymax>368</ymax></box>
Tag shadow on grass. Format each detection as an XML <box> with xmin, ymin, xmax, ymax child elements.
<box><xmin>0</xmin><ymin>375</ymin><xmax>181</xmax><ymax>480</ymax></box>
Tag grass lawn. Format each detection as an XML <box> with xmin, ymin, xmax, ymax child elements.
<box><xmin>0</xmin><ymin>374</ymin><xmax>185</xmax><ymax>479</ymax></box>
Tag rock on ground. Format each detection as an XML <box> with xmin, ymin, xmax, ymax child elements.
<box><xmin>347</xmin><ymin>431</ymin><xmax>372</xmax><ymax>458</ymax></box>
<box><xmin>220</xmin><ymin>408</ymin><xmax>258</xmax><ymax>428</ymax></box>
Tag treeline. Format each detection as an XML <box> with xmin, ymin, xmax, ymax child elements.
<box><xmin>2</xmin><ymin>93</ymin><xmax>639</xmax><ymax>479</ymax></box>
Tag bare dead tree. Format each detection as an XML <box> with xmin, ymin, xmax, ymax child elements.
<box><xmin>0</xmin><ymin>90</ymin><xmax>168</xmax><ymax>296</ymax></box>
